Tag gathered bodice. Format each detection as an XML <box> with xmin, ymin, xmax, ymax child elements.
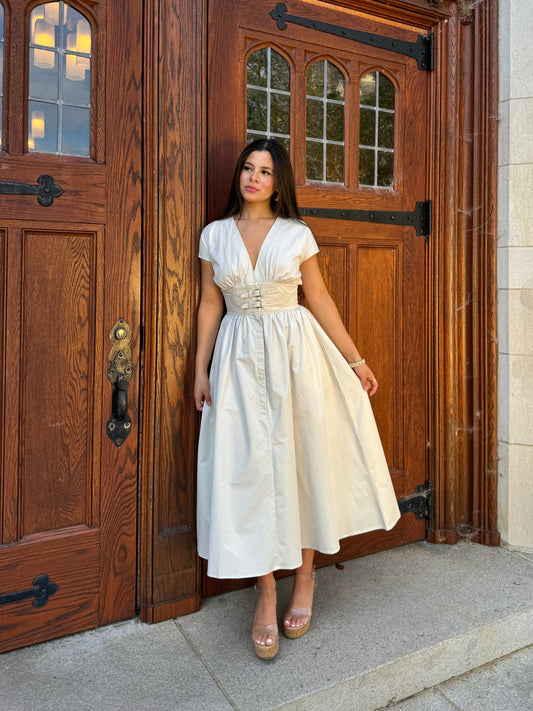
<box><xmin>198</xmin><ymin>216</ymin><xmax>319</xmax><ymax>291</ymax></box>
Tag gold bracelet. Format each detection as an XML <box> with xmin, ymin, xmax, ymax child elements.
<box><xmin>348</xmin><ymin>358</ymin><xmax>365</xmax><ymax>369</ymax></box>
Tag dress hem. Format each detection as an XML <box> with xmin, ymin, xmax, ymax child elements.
<box><xmin>199</xmin><ymin>511</ymin><xmax>401</xmax><ymax>580</ymax></box>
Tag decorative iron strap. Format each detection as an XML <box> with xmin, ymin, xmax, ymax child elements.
<box><xmin>300</xmin><ymin>201</ymin><xmax>431</xmax><ymax>237</ymax></box>
<box><xmin>0</xmin><ymin>574</ymin><xmax>59</xmax><ymax>609</ymax></box>
<box><xmin>0</xmin><ymin>174</ymin><xmax>64</xmax><ymax>206</ymax></box>
<box><xmin>270</xmin><ymin>3</ymin><xmax>434</xmax><ymax>71</ymax></box>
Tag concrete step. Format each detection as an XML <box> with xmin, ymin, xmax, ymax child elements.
<box><xmin>385</xmin><ymin>645</ymin><xmax>533</xmax><ymax>711</ymax></box>
<box><xmin>1</xmin><ymin>541</ymin><xmax>532</xmax><ymax>711</ymax></box>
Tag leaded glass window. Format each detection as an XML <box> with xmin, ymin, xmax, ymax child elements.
<box><xmin>247</xmin><ymin>47</ymin><xmax>290</xmax><ymax>151</ymax></box>
<box><xmin>359</xmin><ymin>71</ymin><xmax>395</xmax><ymax>189</ymax></box>
<box><xmin>306</xmin><ymin>60</ymin><xmax>345</xmax><ymax>184</ymax></box>
<box><xmin>29</xmin><ymin>2</ymin><xmax>91</xmax><ymax>156</ymax></box>
<box><xmin>0</xmin><ymin>4</ymin><xmax>4</xmax><ymax>149</ymax></box>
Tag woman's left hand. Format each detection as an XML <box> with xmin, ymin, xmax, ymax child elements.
<box><xmin>353</xmin><ymin>363</ymin><xmax>378</xmax><ymax>396</ymax></box>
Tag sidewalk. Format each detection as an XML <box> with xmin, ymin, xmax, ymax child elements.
<box><xmin>1</xmin><ymin>540</ymin><xmax>532</xmax><ymax>710</ymax></box>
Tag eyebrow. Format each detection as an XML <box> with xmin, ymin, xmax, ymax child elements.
<box><xmin>243</xmin><ymin>161</ymin><xmax>273</xmax><ymax>170</ymax></box>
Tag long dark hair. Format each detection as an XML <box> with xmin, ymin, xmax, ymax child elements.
<box><xmin>222</xmin><ymin>139</ymin><xmax>302</xmax><ymax>220</ymax></box>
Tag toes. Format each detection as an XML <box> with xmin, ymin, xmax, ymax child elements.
<box><xmin>284</xmin><ymin>616</ymin><xmax>308</xmax><ymax>628</ymax></box>
<box><xmin>254</xmin><ymin>635</ymin><xmax>275</xmax><ymax>646</ymax></box>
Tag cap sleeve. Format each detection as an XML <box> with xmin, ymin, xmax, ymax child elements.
<box><xmin>300</xmin><ymin>226</ymin><xmax>320</xmax><ymax>263</ymax></box>
<box><xmin>198</xmin><ymin>225</ymin><xmax>211</xmax><ymax>261</ymax></box>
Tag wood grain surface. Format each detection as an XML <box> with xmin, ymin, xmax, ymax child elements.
<box><xmin>0</xmin><ymin>0</ymin><xmax>142</xmax><ymax>651</ymax></box>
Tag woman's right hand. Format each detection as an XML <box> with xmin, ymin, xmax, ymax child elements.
<box><xmin>194</xmin><ymin>373</ymin><xmax>212</xmax><ymax>411</ymax></box>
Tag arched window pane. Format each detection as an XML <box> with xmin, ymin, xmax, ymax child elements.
<box><xmin>359</xmin><ymin>72</ymin><xmax>395</xmax><ymax>189</ymax></box>
<box><xmin>29</xmin><ymin>2</ymin><xmax>91</xmax><ymax>157</ymax></box>
<box><xmin>0</xmin><ymin>4</ymin><xmax>4</xmax><ymax>149</ymax></box>
<box><xmin>306</xmin><ymin>60</ymin><xmax>345</xmax><ymax>184</ymax></box>
<box><xmin>247</xmin><ymin>47</ymin><xmax>290</xmax><ymax>151</ymax></box>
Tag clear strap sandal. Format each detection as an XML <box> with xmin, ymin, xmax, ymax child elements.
<box><xmin>252</xmin><ymin>586</ymin><xmax>279</xmax><ymax>659</ymax></box>
<box><xmin>283</xmin><ymin>570</ymin><xmax>317</xmax><ymax>639</ymax></box>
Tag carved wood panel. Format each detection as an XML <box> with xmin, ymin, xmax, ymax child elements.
<box><xmin>19</xmin><ymin>230</ymin><xmax>96</xmax><ymax>536</ymax></box>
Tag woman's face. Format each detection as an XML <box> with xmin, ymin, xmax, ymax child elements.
<box><xmin>239</xmin><ymin>150</ymin><xmax>277</xmax><ymax>205</ymax></box>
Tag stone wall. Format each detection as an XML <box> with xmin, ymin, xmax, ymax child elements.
<box><xmin>498</xmin><ymin>0</ymin><xmax>533</xmax><ymax>547</ymax></box>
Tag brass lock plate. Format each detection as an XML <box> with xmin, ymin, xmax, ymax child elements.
<box><xmin>107</xmin><ymin>319</ymin><xmax>133</xmax><ymax>384</ymax></box>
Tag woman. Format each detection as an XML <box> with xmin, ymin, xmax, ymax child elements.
<box><xmin>194</xmin><ymin>139</ymin><xmax>400</xmax><ymax>659</ymax></box>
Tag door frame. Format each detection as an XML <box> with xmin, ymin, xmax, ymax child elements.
<box><xmin>138</xmin><ymin>0</ymin><xmax>499</xmax><ymax>622</ymax></box>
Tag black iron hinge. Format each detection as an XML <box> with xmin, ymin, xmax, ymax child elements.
<box><xmin>398</xmin><ymin>482</ymin><xmax>432</xmax><ymax>520</ymax></box>
<box><xmin>270</xmin><ymin>4</ymin><xmax>434</xmax><ymax>71</ymax></box>
<box><xmin>0</xmin><ymin>175</ymin><xmax>64</xmax><ymax>206</ymax></box>
<box><xmin>0</xmin><ymin>574</ymin><xmax>59</xmax><ymax>609</ymax></box>
<box><xmin>300</xmin><ymin>200</ymin><xmax>432</xmax><ymax>238</ymax></box>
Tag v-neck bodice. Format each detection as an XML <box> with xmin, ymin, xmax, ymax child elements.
<box><xmin>232</xmin><ymin>216</ymin><xmax>278</xmax><ymax>273</ymax></box>
<box><xmin>199</xmin><ymin>216</ymin><xmax>318</xmax><ymax>290</ymax></box>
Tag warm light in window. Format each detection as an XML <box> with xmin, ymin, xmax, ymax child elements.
<box><xmin>66</xmin><ymin>54</ymin><xmax>87</xmax><ymax>81</ymax></box>
<box><xmin>76</xmin><ymin>19</ymin><xmax>91</xmax><ymax>54</ymax></box>
<box><xmin>34</xmin><ymin>48</ymin><xmax>55</xmax><ymax>69</ymax></box>
<box><xmin>44</xmin><ymin>3</ymin><xmax>60</xmax><ymax>26</ymax></box>
<box><xmin>33</xmin><ymin>18</ymin><xmax>55</xmax><ymax>47</ymax></box>
<box><xmin>28</xmin><ymin>3</ymin><xmax>92</xmax><ymax>156</ymax></box>
<box><xmin>33</xmin><ymin>18</ymin><xmax>55</xmax><ymax>69</ymax></box>
<box><xmin>66</xmin><ymin>32</ymin><xmax>89</xmax><ymax>81</ymax></box>
<box><xmin>31</xmin><ymin>9</ymin><xmax>45</xmax><ymax>39</ymax></box>
<box><xmin>31</xmin><ymin>111</ymin><xmax>46</xmax><ymax>139</ymax></box>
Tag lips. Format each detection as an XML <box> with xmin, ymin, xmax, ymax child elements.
<box><xmin>245</xmin><ymin>186</ymin><xmax>259</xmax><ymax>193</ymax></box>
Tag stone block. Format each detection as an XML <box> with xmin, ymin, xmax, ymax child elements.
<box><xmin>497</xmin><ymin>164</ymin><xmax>510</xmax><ymax>247</ymax></box>
<box><xmin>508</xmin><ymin>163</ymin><xmax>533</xmax><ymax>247</ymax></box>
<box><xmin>498</xmin><ymin>0</ymin><xmax>511</xmax><ymax>102</ymax></box>
<box><xmin>508</xmin><ymin>354</ymin><xmax>533</xmax><ymax>445</ymax></box>
<box><xmin>508</xmin><ymin>289</ymin><xmax>533</xmax><ymax>354</ymax></box>
<box><xmin>498</xmin><ymin>440</ymin><xmax>509</xmax><ymax>540</ymax></box>
<box><xmin>503</xmin><ymin>247</ymin><xmax>533</xmax><ymax>289</ymax></box>
<box><xmin>507</xmin><ymin>443</ymin><xmax>533</xmax><ymax>547</ymax></box>
<box><xmin>498</xmin><ymin>102</ymin><xmax>510</xmax><ymax>169</ymax></box>
<box><xmin>509</xmin><ymin>0</ymin><xmax>533</xmax><ymax>99</ymax></box>
<box><xmin>509</xmin><ymin>98</ymin><xmax>533</xmax><ymax>164</ymax></box>
<box><xmin>498</xmin><ymin>352</ymin><xmax>510</xmax><ymax>441</ymax></box>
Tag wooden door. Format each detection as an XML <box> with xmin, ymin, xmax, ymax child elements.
<box><xmin>205</xmin><ymin>0</ymin><xmax>430</xmax><ymax>595</ymax></box>
<box><xmin>0</xmin><ymin>0</ymin><xmax>142</xmax><ymax>652</ymax></box>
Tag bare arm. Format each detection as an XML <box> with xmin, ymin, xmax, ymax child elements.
<box><xmin>194</xmin><ymin>259</ymin><xmax>224</xmax><ymax>410</ymax></box>
<box><xmin>300</xmin><ymin>255</ymin><xmax>378</xmax><ymax>395</ymax></box>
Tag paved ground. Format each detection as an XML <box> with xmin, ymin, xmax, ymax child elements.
<box><xmin>1</xmin><ymin>541</ymin><xmax>532</xmax><ymax>710</ymax></box>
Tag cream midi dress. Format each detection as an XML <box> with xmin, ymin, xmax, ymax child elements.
<box><xmin>197</xmin><ymin>216</ymin><xmax>400</xmax><ymax>579</ymax></box>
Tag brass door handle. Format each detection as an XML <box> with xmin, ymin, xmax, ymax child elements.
<box><xmin>106</xmin><ymin>319</ymin><xmax>133</xmax><ymax>448</ymax></box>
